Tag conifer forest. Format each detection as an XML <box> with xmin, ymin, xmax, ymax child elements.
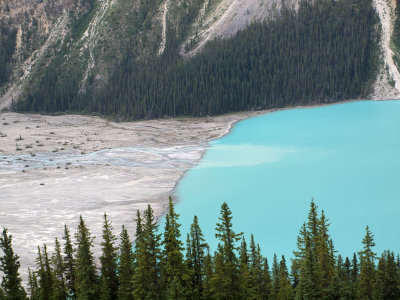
<box><xmin>15</xmin><ymin>0</ymin><xmax>378</xmax><ymax>120</ymax></box>
<box><xmin>0</xmin><ymin>199</ymin><xmax>399</xmax><ymax>300</ymax></box>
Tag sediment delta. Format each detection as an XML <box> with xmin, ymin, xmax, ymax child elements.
<box><xmin>0</xmin><ymin>111</ymin><xmax>262</xmax><ymax>277</ymax></box>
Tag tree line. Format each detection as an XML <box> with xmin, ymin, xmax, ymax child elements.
<box><xmin>16</xmin><ymin>0</ymin><xmax>378</xmax><ymax>120</ymax></box>
<box><xmin>0</xmin><ymin>24</ymin><xmax>16</xmax><ymax>90</ymax></box>
<box><xmin>0</xmin><ymin>198</ymin><xmax>399</xmax><ymax>299</ymax></box>
<box><xmin>393</xmin><ymin>0</ymin><xmax>400</xmax><ymax>55</ymax></box>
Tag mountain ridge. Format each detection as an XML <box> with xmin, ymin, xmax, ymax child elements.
<box><xmin>0</xmin><ymin>0</ymin><xmax>399</xmax><ymax>114</ymax></box>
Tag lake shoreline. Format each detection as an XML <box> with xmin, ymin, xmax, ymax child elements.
<box><xmin>0</xmin><ymin>98</ymin><xmax>398</xmax><ymax>280</ymax></box>
<box><xmin>0</xmin><ymin>109</ymin><xmax>267</xmax><ymax>279</ymax></box>
<box><xmin>173</xmin><ymin>99</ymin><xmax>400</xmax><ymax>261</ymax></box>
<box><xmin>170</xmin><ymin>97</ymin><xmax>400</xmax><ymax>206</ymax></box>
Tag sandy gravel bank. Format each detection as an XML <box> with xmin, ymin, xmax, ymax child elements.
<box><xmin>0</xmin><ymin>111</ymin><xmax>263</xmax><ymax>277</ymax></box>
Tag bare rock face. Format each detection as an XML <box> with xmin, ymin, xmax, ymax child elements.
<box><xmin>0</xmin><ymin>0</ymin><xmax>87</xmax><ymax>60</ymax></box>
<box><xmin>0</xmin><ymin>0</ymin><xmax>93</xmax><ymax>109</ymax></box>
<box><xmin>179</xmin><ymin>0</ymin><xmax>296</xmax><ymax>56</ymax></box>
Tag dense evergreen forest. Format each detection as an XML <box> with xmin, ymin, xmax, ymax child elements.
<box><xmin>0</xmin><ymin>25</ymin><xmax>16</xmax><ymax>90</ymax></box>
<box><xmin>16</xmin><ymin>0</ymin><xmax>378</xmax><ymax>120</ymax></box>
<box><xmin>393</xmin><ymin>0</ymin><xmax>400</xmax><ymax>55</ymax></box>
<box><xmin>1</xmin><ymin>199</ymin><xmax>399</xmax><ymax>300</ymax></box>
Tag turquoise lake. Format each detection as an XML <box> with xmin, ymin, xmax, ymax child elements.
<box><xmin>175</xmin><ymin>100</ymin><xmax>400</xmax><ymax>260</ymax></box>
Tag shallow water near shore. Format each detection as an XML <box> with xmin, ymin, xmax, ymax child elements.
<box><xmin>176</xmin><ymin>100</ymin><xmax>400</xmax><ymax>259</ymax></box>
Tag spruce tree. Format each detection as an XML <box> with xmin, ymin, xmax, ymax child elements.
<box><xmin>75</xmin><ymin>216</ymin><xmax>98</xmax><ymax>300</ymax></box>
<box><xmin>161</xmin><ymin>197</ymin><xmax>188</xmax><ymax>299</ymax></box>
<box><xmin>63</xmin><ymin>225</ymin><xmax>76</xmax><ymax>298</ymax></box>
<box><xmin>132</xmin><ymin>210</ymin><xmax>143</xmax><ymax>273</ymax></box>
<box><xmin>185</xmin><ymin>234</ymin><xmax>195</xmax><ymax>299</ymax></box>
<box><xmin>328</xmin><ymin>255</ymin><xmax>350</xmax><ymax>299</ymax></box>
<box><xmin>293</xmin><ymin>201</ymin><xmax>321</xmax><ymax>299</ymax></box>
<box><xmin>238</xmin><ymin>237</ymin><xmax>255</xmax><ymax>299</ymax></box>
<box><xmin>296</xmin><ymin>232</ymin><xmax>319</xmax><ymax>299</ymax></box>
<box><xmin>36</xmin><ymin>245</ymin><xmax>54</xmax><ymax>300</ymax></box>
<box><xmin>132</xmin><ymin>205</ymin><xmax>162</xmax><ymax>299</ymax></box>
<box><xmin>213</xmin><ymin>202</ymin><xmax>242</xmax><ymax>298</ymax></box>
<box><xmin>0</xmin><ymin>228</ymin><xmax>26</xmax><ymax>300</ymax></box>
<box><xmin>343</xmin><ymin>257</ymin><xmax>351</xmax><ymax>284</ymax></box>
<box><xmin>202</xmin><ymin>247</ymin><xmax>213</xmax><ymax>300</ymax></box>
<box><xmin>358</xmin><ymin>226</ymin><xmax>376</xmax><ymax>300</ymax></box>
<box><xmin>187</xmin><ymin>215</ymin><xmax>207</xmax><ymax>299</ymax></box>
<box><xmin>276</xmin><ymin>256</ymin><xmax>294</xmax><ymax>300</ymax></box>
<box><xmin>262</xmin><ymin>257</ymin><xmax>272</xmax><ymax>300</ymax></box>
<box><xmin>99</xmin><ymin>213</ymin><xmax>118</xmax><ymax>300</ymax></box>
<box><xmin>317</xmin><ymin>210</ymin><xmax>335</xmax><ymax>297</ymax></box>
<box><xmin>249</xmin><ymin>235</ymin><xmax>267</xmax><ymax>299</ymax></box>
<box><xmin>384</xmin><ymin>251</ymin><xmax>400</xmax><ymax>299</ymax></box>
<box><xmin>385</xmin><ymin>251</ymin><xmax>400</xmax><ymax>299</ymax></box>
<box><xmin>307</xmin><ymin>200</ymin><xmax>319</xmax><ymax>250</ymax></box>
<box><xmin>51</xmin><ymin>238</ymin><xmax>67</xmax><ymax>300</ymax></box>
<box><xmin>272</xmin><ymin>254</ymin><xmax>280</xmax><ymax>299</ymax></box>
<box><xmin>211</xmin><ymin>246</ymin><xmax>227</xmax><ymax>299</ymax></box>
<box><xmin>374</xmin><ymin>250</ymin><xmax>400</xmax><ymax>300</ymax></box>
<box><xmin>292</xmin><ymin>223</ymin><xmax>307</xmax><ymax>290</ymax></box>
<box><xmin>350</xmin><ymin>253</ymin><xmax>359</xmax><ymax>299</ymax></box>
<box><xmin>294</xmin><ymin>201</ymin><xmax>323</xmax><ymax>300</ymax></box>
<box><xmin>374</xmin><ymin>252</ymin><xmax>385</xmax><ymax>300</ymax></box>
<box><xmin>28</xmin><ymin>268</ymin><xmax>39</xmax><ymax>300</ymax></box>
<box><xmin>117</xmin><ymin>225</ymin><xmax>134</xmax><ymax>300</ymax></box>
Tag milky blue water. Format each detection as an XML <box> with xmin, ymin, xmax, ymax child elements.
<box><xmin>175</xmin><ymin>100</ymin><xmax>400</xmax><ymax>260</ymax></box>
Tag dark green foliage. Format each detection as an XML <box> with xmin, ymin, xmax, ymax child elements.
<box><xmin>69</xmin><ymin>0</ymin><xmax>98</xmax><ymax>41</ymax></box>
<box><xmin>99</xmin><ymin>214</ymin><xmax>119</xmax><ymax>300</ymax></box>
<box><xmin>294</xmin><ymin>211</ymin><xmax>319</xmax><ymax>298</ymax></box>
<box><xmin>250</xmin><ymin>235</ymin><xmax>271</xmax><ymax>299</ymax></box>
<box><xmin>277</xmin><ymin>256</ymin><xmax>294</xmax><ymax>300</ymax></box>
<box><xmin>117</xmin><ymin>226</ymin><xmax>134</xmax><ymax>300</ymax></box>
<box><xmin>213</xmin><ymin>202</ymin><xmax>243</xmax><ymax>299</ymax></box>
<box><xmin>238</xmin><ymin>237</ymin><xmax>255</xmax><ymax>299</ymax></box>
<box><xmin>358</xmin><ymin>226</ymin><xmax>376</xmax><ymax>300</ymax></box>
<box><xmin>2</xmin><ymin>198</ymin><xmax>399</xmax><ymax>300</ymax></box>
<box><xmin>393</xmin><ymin>0</ymin><xmax>400</xmax><ymax>52</ymax></box>
<box><xmin>62</xmin><ymin>225</ymin><xmax>76</xmax><ymax>298</ymax></box>
<box><xmin>75</xmin><ymin>216</ymin><xmax>98</xmax><ymax>300</ymax></box>
<box><xmin>0</xmin><ymin>25</ymin><xmax>16</xmax><ymax>88</ymax></box>
<box><xmin>201</xmin><ymin>248</ymin><xmax>214</xmax><ymax>300</ymax></box>
<box><xmin>132</xmin><ymin>205</ymin><xmax>162</xmax><ymax>299</ymax></box>
<box><xmin>28</xmin><ymin>268</ymin><xmax>39</xmax><ymax>300</ymax></box>
<box><xmin>161</xmin><ymin>197</ymin><xmax>188</xmax><ymax>299</ymax></box>
<box><xmin>36</xmin><ymin>245</ymin><xmax>53</xmax><ymax>300</ymax></box>
<box><xmin>51</xmin><ymin>238</ymin><xmax>67</xmax><ymax>300</ymax></box>
<box><xmin>272</xmin><ymin>254</ymin><xmax>280</xmax><ymax>299</ymax></box>
<box><xmin>186</xmin><ymin>216</ymin><xmax>207</xmax><ymax>299</ymax></box>
<box><xmin>293</xmin><ymin>201</ymin><xmax>337</xmax><ymax>300</ymax></box>
<box><xmin>373</xmin><ymin>250</ymin><xmax>400</xmax><ymax>300</ymax></box>
<box><xmin>327</xmin><ymin>255</ymin><xmax>351</xmax><ymax>299</ymax></box>
<box><xmin>16</xmin><ymin>0</ymin><xmax>378</xmax><ymax>121</ymax></box>
<box><xmin>316</xmin><ymin>211</ymin><xmax>335</xmax><ymax>296</ymax></box>
<box><xmin>350</xmin><ymin>253</ymin><xmax>359</xmax><ymax>299</ymax></box>
<box><xmin>0</xmin><ymin>228</ymin><xmax>26</xmax><ymax>300</ymax></box>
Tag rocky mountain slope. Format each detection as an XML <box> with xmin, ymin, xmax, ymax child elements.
<box><xmin>0</xmin><ymin>0</ymin><xmax>93</xmax><ymax>108</ymax></box>
<box><xmin>0</xmin><ymin>0</ymin><xmax>399</xmax><ymax>112</ymax></box>
<box><xmin>0</xmin><ymin>0</ymin><xmax>278</xmax><ymax>110</ymax></box>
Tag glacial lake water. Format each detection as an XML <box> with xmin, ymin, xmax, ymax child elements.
<box><xmin>175</xmin><ymin>100</ymin><xmax>400</xmax><ymax>260</ymax></box>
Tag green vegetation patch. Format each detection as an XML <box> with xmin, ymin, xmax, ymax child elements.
<box><xmin>0</xmin><ymin>25</ymin><xmax>17</xmax><ymax>89</ymax></box>
<box><xmin>16</xmin><ymin>0</ymin><xmax>379</xmax><ymax>121</ymax></box>
<box><xmin>1</xmin><ymin>199</ymin><xmax>399</xmax><ymax>299</ymax></box>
